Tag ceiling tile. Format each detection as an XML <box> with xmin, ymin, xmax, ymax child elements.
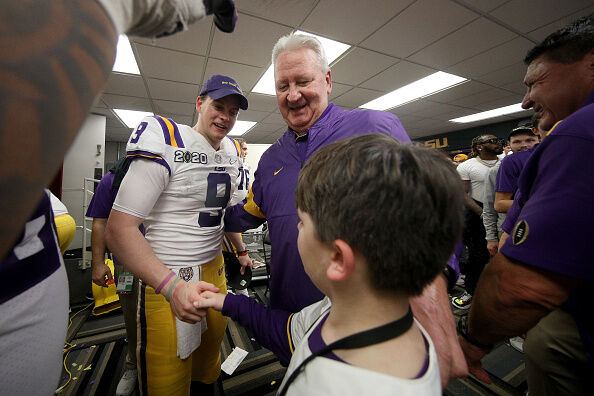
<box><xmin>446</xmin><ymin>36</ymin><xmax>534</xmax><ymax>79</ymax></box>
<box><xmin>202</xmin><ymin>58</ymin><xmax>263</xmax><ymax>93</ymax></box>
<box><xmin>132</xmin><ymin>19</ymin><xmax>212</xmax><ymax>55</ymax></box>
<box><xmin>473</xmin><ymin>94</ymin><xmax>525</xmax><ymax>111</ymax></box>
<box><xmin>209</xmin><ymin>14</ymin><xmax>292</xmax><ymax>67</ymax></box>
<box><xmin>427</xmin><ymin>80</ymin><xmax>492</xmax><ymax>104</ymax></box>
<box><xmin>261</xmin><ymin>112</ymin><xmax>286</xmax><ymax>124</ymax></box>
<box><xmin>135</xmin><ymin>44</ymin><xmax>205</xmax><ymax>84</ymax></box>
<box><xmin>301</xmin><ymin>0</ymin><xmax>413</xmax><ymax>44</ymax></box>
<box><xmin>103</xmin><ymin>73</ymin><xmax>148</xmax><ymax>97</ymax></box>
<box><xmin>475</xmin><ymin>61</ymin><xmax>526</xmax><ymax>87</ymax></box>
<box><xmin>331</xmin><ymin>48</ymin><xmax>397</xmax><ymax>86</ymax></box>
<box><xmin>147</xmin><ymin>78</ymin><xmax>199</xmax><ymax>103</ymax></box>
<box><xmin>153</xmin><ymin>100</ymin><xmax>195</xmax><ymax>116</ymax></box>
<box><xmin>329</xmin><ymin>82</ymin><xmax>353</xmax><ymax>100</ymax></box>
<box><xmin>500</xmin><ymin>80</ymin><xmax>527</xmax><ymax>95</ymax></box>
<box><xmin>238</xmin><ymin>109</ymin><xmax>270</xmax><ymax>123</ymax></box>
<box><xmin>101</xmin><ymin>94</ymin><xmax>152</xmax><ymax>112</ymax></box>
<box><xmin>447</xmin><ymin>87</ymin><xmax>512</xmax><ymax>108</ymax></box>
<box><xmin>489</xmin><ymin>0</ymin><xmax>593</xmax><ymax>34</ymax></box>
<box><xmin>237</xmin><ymin>0</ymin><xmax>318</xmax><ymax>26</ymax></box>
<box><xmin>361</xmin><ymin>0</ymin><xmax>478</xmax><ymax>58</ymax></box>
<box><xmin>408</xmin><ymin>17</ymin><xmax>518</xmax><ymax>69</ymax></box>
<box><xmin>332</xmin><ymin>87</ymin><xmax>383</xmax><ymax>108</ymax></box>
<box><xmin>360</xmin><ymin>60</ymin><xmax>435</xmax><ymax>91</ymax></box>
<box><xmin>245</xmin><ymin>93</ymin><xmax>278</xmax><ymax>112</ymax></box>
<box><xmin>456</xmin><ymin>0</ymin><xmax>509</xmax><ymax>13</ymax></box>
<box><xmin>410</xmin><ymin>100</ymin><xmax>471</xmax><ymax>118</ymax></box>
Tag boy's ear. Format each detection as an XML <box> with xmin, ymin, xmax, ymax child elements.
<box><xmin>326</xmin><ymin>239</ymin><xmax>355</xmax><ymax>282</ymax></box>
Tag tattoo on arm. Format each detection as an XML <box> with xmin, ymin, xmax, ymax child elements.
<box><xmin>0</xmin><ymin>0</ymin><xmax>117</xmax><ymax>257</ymax></box>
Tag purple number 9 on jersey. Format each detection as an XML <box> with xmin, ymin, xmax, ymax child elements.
<box><xmin>130</xmin><ymin>122</ymin><xmax>148</xmax><ymax>144</ymax></box>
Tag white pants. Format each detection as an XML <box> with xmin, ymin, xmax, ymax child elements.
<box><xmin>0</xmin><ymin>263</ymin><xmax>69</xmax><ymax>395</ymax></box>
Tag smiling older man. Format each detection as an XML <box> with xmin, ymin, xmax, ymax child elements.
<box><xmin>458</xmin><ymin>14</ymin><xmax>594</xmax><ymax>395</ymax></box>
<box><xmin>225</xmin><ymin>33</ymin><xmax>468</xmax><ymax>386</ymax></box>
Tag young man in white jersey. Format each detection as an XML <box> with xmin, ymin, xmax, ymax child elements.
<box><xmin>105</xmin><ymin>74</ymin><xmax>248</xmax><ymax>396</ymax></box>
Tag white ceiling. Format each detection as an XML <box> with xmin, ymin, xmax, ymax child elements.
<box><xmin>94</xmin><ymin>0</ymin><xmax>594</xmax><ymax>143</ymax></box>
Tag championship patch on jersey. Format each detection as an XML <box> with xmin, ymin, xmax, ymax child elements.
<box><xmin>174</xmin><ymin>150</ymin><xmax>208</xmax><ymax>164</ymax></box>
<box><xmin>178</xmin><ymin>267</ymin><xmax>194</xmax><ymax>281</ymax></box>
<box><xmin>512</xmin><ymin>220</ymin><xmax>529</xmax><ymax>245</ymax></box>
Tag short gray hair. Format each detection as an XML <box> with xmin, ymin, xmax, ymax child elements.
<box><xmin>271</xmin><ymin>34</ymin><xmax>329</xmax><ymax>74</ymax></box>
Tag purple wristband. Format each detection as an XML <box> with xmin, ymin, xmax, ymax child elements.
<box><xmin>155</xmin><ymin>272</ymin><xmax>175</xmax><ymax>294</ymax></box>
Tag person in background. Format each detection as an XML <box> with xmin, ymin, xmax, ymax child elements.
<box><xmin>225</xmin><ymin>33</ymin><xmax>468</xmax><ymax>386</ymax></box>
<box><xmin>453</xmin><ymin>153</ymin><xmax>468</xmax><ymax>166</ymax></box>
<box><xmin>202</xmin><ymin>134</ymin><xmax>465</xmax><ymax>395</ymax></box>
<box><xmin>86</xmin><ymin>158</ymin><xmax>141</xmax><ymax>396</ymax></box>
<box><xmin>453</xmin><ymin>134</ymin><xmax>503</xmax><ymax>309</ymax></box>
<box><xmin>493</xmin><ymin>126</ymin><xmax>540</xmax><ymax>214</ymax></box>
<box><xmin>459</xmin><ymin>14</ymin><xmax>594</xmax><ymax>395</ymax></box>
<box><xmin>0</xmin><ymin>2</ymin><xmax>237</xmax><ymax>394</ymax></box>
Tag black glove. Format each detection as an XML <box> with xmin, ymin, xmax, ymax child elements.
<box><xmin>204</xmin><ymin>0</ymin><xmax>237</xmax><ymax>33</ymax></box>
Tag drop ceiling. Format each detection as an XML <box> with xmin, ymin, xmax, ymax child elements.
<box><xmin>93</xmin><ymin>0</ymin><xmax>594</xmax><ymax>143</ymax></box>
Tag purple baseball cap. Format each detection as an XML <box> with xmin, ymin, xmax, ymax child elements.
<box><xmin>200</xmin><ymin>74</ymin><xmax>248</xmax><ymax>110</ymax></box>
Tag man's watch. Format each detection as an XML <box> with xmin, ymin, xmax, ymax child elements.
<box><xmin>457</xmin><ymin>314</ymin><xmax>493</xmax><ymax>351</ymax></box>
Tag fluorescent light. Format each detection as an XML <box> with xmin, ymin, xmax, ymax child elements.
<box><xmin>294</xmin><ymin>30</ymin><xmax>350</xmax><ymax>64</ymax></box>
<box><xmin>450</xmin><ymin>103</ymin><xmax>528</xmax><ymax>123</ymax></box>
<box><xmin>359</xmin><ymin>72</ymin><xmax>467</xmax><ymax>111</ymax></box>
<box><xmin>251</xmin><ymin>66</ymin><xmax>276</xmax><ymax>96</ymax></box>
<box><xmin>113</xmin><ymin>109</ymin><xmax>153</xmax><ymax>128</ymax></box>
<box><xmin>112</xmin><ymin>35</ymin><xmax>140</xmax><ymax>74</ymax></box>
<box><xmin>229</xmin><ymin>120</ymin><xmax>257</xmax><ymax>136</ymax></box>
<box><xmin>252</xmin><ymin>31</ymin><xmax>351</xmax><ymax>95</ymax></box>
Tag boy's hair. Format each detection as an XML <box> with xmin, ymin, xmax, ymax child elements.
<box><xmin>524</xmin><ymin>13</ymin><xmax>594</xmax><ymax>65</ymax></box>
<box><xmin>295</xmin><ymin>134</ymin><xmax>465</xmax><ymax>296</ymax></box>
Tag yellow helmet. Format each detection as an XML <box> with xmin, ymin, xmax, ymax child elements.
<box><xmin>91</xmin><ymin>259</ymin><xmax>121</xmax><ymax>316</ymax></box>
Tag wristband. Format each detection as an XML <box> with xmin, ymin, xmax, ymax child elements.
<box><xmin>457</xmin><ymin>314</ymin><xmax>493</xmax><ymax>351</ymax></box>
<box><xmin>165</xmin><ymin>277</ymin><xmax>181</xmax><ymax>301</ymax></box>
<box><xmin>155</xmin><ymin>271</ymin><xmax>175</xmax><ymax>294</ymax></box>
<box><xmin>237</xmin><ymin>250</ymin><xmax>248</xmax><ymax>256</ymax></box>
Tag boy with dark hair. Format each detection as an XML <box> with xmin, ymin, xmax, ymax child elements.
<box><xmin>200</xmin><ymin>134</ymin><xmax>465</xmax><ymax>394</ymax></box>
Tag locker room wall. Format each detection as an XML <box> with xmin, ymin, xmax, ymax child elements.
<box><xmin>62</xmin><ymin>113</ymin><xmax>106</xmax><ymax>250</ymax></box>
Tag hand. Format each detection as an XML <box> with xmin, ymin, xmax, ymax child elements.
<box><xmin>458</xmin><ymin>336</ymin><xmax>491</xmax><ymax>383</ymax></box>
<box><xmin>486</xmin><ymin>241</ymin><xmax>499</xmax><ymax>256</ymax></box>
<box><xmin>410</xmin><ymin>275</ymin><xmax>468</xmax><ymax>388</ymax></box>
<box><xmin>198</xmin><ymin>290</ymin><xmax>227</xmax><ymax>311</ymax></box>
<box><xmin>238</xmin><ymin>254</ymin><xmax>253</xmax><ymax>275</ymax></box>
<box><xmin>92</xmin><ymin>260</ymin><xmax>114</xmax><ymax>287</ymax></box>
<box><xmin>169</xmin><ymin>280</ymin><xmax>219</xmax><ymax>324</ymax></box>
<box><xmin>204</xmin><ymin>0</ymin><xmax>237</xmax><ymax>33</ymax></box>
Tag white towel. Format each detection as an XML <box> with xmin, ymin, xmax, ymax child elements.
<box><xmin>172</xmin><ymin>265</ymin><xmax>207</xmax><ymax>359</ymax></box>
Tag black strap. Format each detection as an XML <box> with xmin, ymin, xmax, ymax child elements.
<box><xmin>278</xmin><ymin>306</ymin><xmax>414</xmax><ymax>395</ymax></box>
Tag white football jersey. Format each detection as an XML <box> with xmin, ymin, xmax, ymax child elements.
<box><xmin>126</xmin><ymin>115</ymin><xmax>241</xmax><ymax>267</ymax></box>
<box><xmin>230</xmin><ymin>162</ymin><xmax>250</xmax><ymax>205</ymax></box>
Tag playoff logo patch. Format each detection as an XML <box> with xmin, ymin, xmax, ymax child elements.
<box><xmin>512</xmin><ymin>220</ymin><xmax>529</xmax><ymax>245</ymax></box>
<box><xmin>178</xmin><ymin>267</ymin><xmax>193</xmax><ymax>281</ymax></box>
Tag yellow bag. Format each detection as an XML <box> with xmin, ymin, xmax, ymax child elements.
<box><xmin>91</xmin><ymin>259</ymin><xmax>121</xmax><ymax>315</ymax></box>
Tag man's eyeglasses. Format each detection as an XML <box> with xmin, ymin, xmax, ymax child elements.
<box><xmin>479</xmin><ymin>138</ymin><xmax>503</xmax><ymax>145</ymax></box>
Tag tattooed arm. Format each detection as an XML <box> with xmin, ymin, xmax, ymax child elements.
<box><xmin>0</xmin><ymin>0</ymin><xmax>237</xmax><ymax>258</ymax></box>
<box><xmin>0</xmin><ymin>0</ymin><xmax>117</xmax><ymax>257</ymax></box>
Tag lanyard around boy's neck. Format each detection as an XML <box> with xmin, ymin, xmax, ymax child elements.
<box><xmin>277</xmin><ymin>306</ymin><xmax>414</xmax><ymax>396</ymax></box>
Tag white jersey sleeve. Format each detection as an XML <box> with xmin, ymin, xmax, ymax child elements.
<box><xmin>126</xmin><ymin>115</ymin><xmax>186</xmax><ymax>175</ymax></box>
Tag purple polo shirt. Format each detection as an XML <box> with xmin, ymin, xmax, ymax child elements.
<box><xmin>225</xmin><ymin>103</ymin><xmax>410</xmax><ymax>312</ymax></box>
<box><xmin>86</xmin><ymin>172</ymin><xmax>118</xmax><ymax>219</ymax></box>
<box><xmin>500</xmin><ymin>90</ymin><xmax>594</xmax><ymax>360</ymax></box>
<box><xmin>495</xmin><ymin>147</ymin><xmax>536</xmax><ymax>194</ymax></box>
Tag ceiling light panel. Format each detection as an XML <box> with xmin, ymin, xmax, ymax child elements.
<box><xmin>112</xmin><ymin>35</ymin><xmax>140</xmax><ymax>75</ymax></box>
<box><xmin>449</xmin><ymin>103</ymin><xmax>527</xmax><ymax>123</ymax></box>
<box><xmin>229</xmin><ymin>120</ymin><xmax>257</xmax><ymax>136</ymax></box>
<box><xmin>360</xmin><ymin>72</ymin><xmax>467</xmax><ymax>111</ymax></box>
<box><xmin>113</xmin><ymin>109</ymin><xmax>153</xmax><ymax>128</ymax></box>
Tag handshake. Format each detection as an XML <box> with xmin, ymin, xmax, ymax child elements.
<box><xmin>167</xmin><ymin>279</ymin><xmax>228</xmax><ymax>324</ymax></box>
